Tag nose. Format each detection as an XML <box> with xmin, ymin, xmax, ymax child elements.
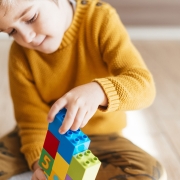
<box><xmin>19</xmin><ymin>27</ymin><xmax>36</xmax><ymax>44</ymax></box>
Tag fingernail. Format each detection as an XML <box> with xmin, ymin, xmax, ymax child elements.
<box><xmin>47</xmin><ymin>117</ymin><xmax>52</xmax><ymax>123</ymax></box>
<box><xmin>59</xmin><ymin>129</ymin><xmax>64</xmax><ymax>134</ymax></box>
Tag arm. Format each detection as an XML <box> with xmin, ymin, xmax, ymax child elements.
<box><xmin>94</xmin><ymin>7</ymin><xmax>156</xmax><ymax>112</ymax></box>
<box><xmin>9</xmin><ymin>42</ymin><xmax>49</xmax><ymax>170</ymax></box>
<box><xmin>47</xmin><ymin>6</ymin><xmax>155</xmax><ymax>133</ymax></box>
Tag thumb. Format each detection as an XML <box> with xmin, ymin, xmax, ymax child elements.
<box><xmin>47</xmin><ymin>97</ymin><xmax>67</xmax><ymax>123</ymax></box>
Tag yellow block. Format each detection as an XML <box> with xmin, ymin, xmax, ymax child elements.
<box><xmin>48</xmin><ymin>170</ymin><xmax>60</xmax><ymax>180</ymax></box>
<box><xmin>52</xmin><ymin>153</ymin><xmax>69</xmax><ymax>180</ymax></box>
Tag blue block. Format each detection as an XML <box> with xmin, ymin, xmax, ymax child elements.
<box><xmin>58</xmin><ymin>129</ymin><xmax>90</xmax><ymax>164</ymax></box>
<box><xmin>48</xmin><ymin>108</ymin><xmax>67</xmax><ymax>140</ymax></box>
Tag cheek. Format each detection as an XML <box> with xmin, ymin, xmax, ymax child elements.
<box><xmin>40</xmin><ymin>20</ymin><xmax>65</xmax><ymax>38</ymax></box>
<box><xmin>13</xmin><ymin>34</ymin><xmax>32</xmax><ymax>49</ymax></box>
<box><xmin>37</xmin><ymin>5</ymin><xmax>62</xmax><ymax>33</ymax></box>
<box><xmin>35</xmin><ymin>15</ymin><xmax>59</xmax><ymax>35</ymax></box>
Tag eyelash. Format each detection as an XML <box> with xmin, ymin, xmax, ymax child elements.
<box><xmin>26</xmin><ymin>13</ymin><xmax>38</xmax><ymax>24</ymax></box>
<box><xmin>8</xmin><ymin>13</ymin><xmax>38</xmax><ymax>36</ymax></box>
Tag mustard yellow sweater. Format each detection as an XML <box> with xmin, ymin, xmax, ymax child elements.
<box><xmin>8</xmin><ymin>0</ymin><xmax>155</xmax><ymax>169</ymax></box>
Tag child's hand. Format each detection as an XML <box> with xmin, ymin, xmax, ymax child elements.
<box><xmin>32</xmin><ymin>168</ymin><xmax>46</xmax><ymax>180</ymax></box>
<box><xmin>47</xmin><ymin>82</ymin><xmax>108</xmax><ymax>134</ymax></box>
<box><xmin>32</xmin><ymin>161</ymin><xmax>46</xmax><ymax>180</ymax></box>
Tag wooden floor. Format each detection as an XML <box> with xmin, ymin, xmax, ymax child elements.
<box><xmin>1</xmin><ymin>2</ymin><xmax>180</xmax><ymax>180</ymax></box>
<box><xmin>0</xmin><ymin>39</ymin><xmax>180</xmax><ymax>179</ymax></box>
<box><xmin>124</xmin><ymin>40</ymin><xmax>180</xmax><ymax>180</ymax></box>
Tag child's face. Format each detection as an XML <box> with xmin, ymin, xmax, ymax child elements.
<box><xmin>0</xmin><ymin>0</ymin><xmax>72</xmax><ymax>54</ymax></box>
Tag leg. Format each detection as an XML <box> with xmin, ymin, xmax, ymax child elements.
<box><xmin>89</xmin><ymin>133</ymin><xmax>167</xmax><ymax>180</ymax></box>
<box><xmin>0</xmin><ymin>127</ymin><xmax>29</xmax><ymax>180</ymax></box>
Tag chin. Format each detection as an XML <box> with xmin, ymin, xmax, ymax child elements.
<box><xmin>38</xmin><ymin>44</ymin><xmax>59</xmax><ymax>54</ymax></box>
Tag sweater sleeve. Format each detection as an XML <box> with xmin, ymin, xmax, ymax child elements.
<box><xmin>94</xmin><ymin>8</ymin><xmax>156</xmax><ymax>112</ymax></box>
<box><xmin>8</xmin><ymin>42</ymin><xmax>49</xmax><ymax>170</ymax></box>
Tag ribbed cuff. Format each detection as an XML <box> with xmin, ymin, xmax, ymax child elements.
<box><xmin>23</xmin><ymin>146</ymin><xmax>43</xmax><ymax>170</ymax></box>
<box><xmin>93</xmin><ymin>78</ymin><xmax>120</xmax><ymax>112</ymax></box>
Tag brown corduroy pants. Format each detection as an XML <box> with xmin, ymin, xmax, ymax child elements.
<box><xmin>0</xmin><ymin>127</ymin><xmax>166</xmax><ymax>180</ymax></box>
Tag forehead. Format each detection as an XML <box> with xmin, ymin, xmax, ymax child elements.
<box><xmin>0</xmin><ymin>0</ymin><xmax>35</xmax><ymax>17</ymax></box>
<box><xmin>0</xmin><ymin>0</ymin><xmax>36</xmax><ymax>30</ymax></box>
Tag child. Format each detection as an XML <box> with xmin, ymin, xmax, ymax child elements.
<box><xmin>0</xmin><ymin>0</ymin><xmax>167</xmax><ymax>179</ymax></box>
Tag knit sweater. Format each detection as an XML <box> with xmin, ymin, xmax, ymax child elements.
<box><xmin>8</xmin><ymin>0</ymin><xmax>156</xmax><ymax>169</ymax></box>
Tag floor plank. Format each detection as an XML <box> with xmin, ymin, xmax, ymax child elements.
<box><xmin>124</xmin><ymin>40</ymin><xmax>180</xmax><ymax>180</ymax></box>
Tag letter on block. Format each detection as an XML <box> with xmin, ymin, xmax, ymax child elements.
<box><xmin>39</xmin><ymin>149</ymin><xmax>54</xmax><ymax>176</ymax></box>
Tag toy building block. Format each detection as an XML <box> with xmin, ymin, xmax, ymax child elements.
<box><xmin>67</xmin><ymin>150</ymin><xmax>101</xmax><ymax>180</ymax></box>
<box><xmin>52</xmin><ymin>153</ymin><xmax>69</xmax><ymax>180</ymax></box>
<box><xmin>43</xmin><ymin>130</ymin><xmax>60</xmax><ymax>159</ymax></box>
<box><xmin>39</xmin><ymin>148</ymin><xmax>54</xmax><ymax>176</ymax></box>
<box><xmin>48</xmin><ymin>108</ymin><xmax>66</xmax><ymax>140</ymax></box>
<box><xmin>57</xmin><ymin>129</ymin><xmax>90</xmax><ymax>164</ymax></box>
<box><xmin>39</xmin><ymin>108</ymin><xmax>101</xmax><ymax>180</ymax></box>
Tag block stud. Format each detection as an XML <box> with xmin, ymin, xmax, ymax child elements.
<box><xmin>84</xmin><ymin>150</ymin><xmax>91</xmax><ymax>156</ymax></box>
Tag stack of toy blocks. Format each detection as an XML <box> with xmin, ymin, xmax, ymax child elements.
<box><xmin>39</xmin><ymin>108</ymin><xmax>101</xmax><ymax>180</ymax></box>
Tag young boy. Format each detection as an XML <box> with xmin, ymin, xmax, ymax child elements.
<box><xmin>0</xmin><ymin>0</ymin><xmax>167</xmax><ymax>179</ymax></box>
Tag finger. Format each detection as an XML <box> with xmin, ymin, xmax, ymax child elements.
<box><xmin>70</xmin><ymin>108</ymin><xmax>86</xmax><ymax>131</ymax></box>
<box><xmin>31</xmin><ymin>170</ymin><xmax>39</xmax><ymax>180</ymax></box>
<box><xmin>59</xmin><ymin>105</ymin><xmax>79</xmax><ymax>134</ymax></box>
<box><xmin>31</xmin><ymin>173</ymin><xmax>38</xmax><ymax>180</ymax></box>
<box><xmin>31</xmin><ymin>175</ymin><xmax>38</xmax><ymax>180</ymax></box>
<box><xmin>34</xmin><ymin>169</ymin><xmax>46</xmax><ymax>180</ymax></box>
<box><xmin>47</xmin><ymin>97</ymin><xmax>67</xmax><ymax>122</ymax></box>
<box><xmin>80</xmin><ymin>109</ymin><xmax>96</xmax><ymax>128</ymax></box>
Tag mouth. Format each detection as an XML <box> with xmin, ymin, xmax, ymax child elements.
<box><xmin>32</xmin><ymin>37</ymin><xmax>46</xmax><ymax>47</ymax></box>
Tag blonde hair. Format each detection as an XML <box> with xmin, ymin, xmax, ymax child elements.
<box><xmin>0</xmin><ymin>0</ymin><xmax>16</xmax><ymax>9</ymax></box>
<box><xmin>0</xmin><ymin>0</ymin><xmax>58</xmax><ymax>8</ymax></box>
<box><xmin>0</xmin><ymin>0</ymin><xmax>14</xmax><ymax>5</ymax></box>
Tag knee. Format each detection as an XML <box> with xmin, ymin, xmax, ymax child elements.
<box><xmin>123</xmin><ymin>160</ymin><xmax>167</xmax><ymax>180</ymax></box>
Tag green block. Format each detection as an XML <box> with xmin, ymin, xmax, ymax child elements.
<box><xmin>39</xmin><ymin>148</ymin><xmax>54</xmax><ymax>176</ymax></box>
<box><xmin>67</xmin><ymin>150</ymin><xmax>101</xmax><ymax>180</ymax></box>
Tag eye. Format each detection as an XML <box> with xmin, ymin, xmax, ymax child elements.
<box><xmin>26</xmin><ymin>13</ymin><xmax>38</xmax><ymax>24</ymax></box>
<box><xmin>8</xmin><ymin>29</ymin><xmax>17</xmax><ymax>36</ymax></box>
<box><xmin>8</xmin><ymin>13</ymin><xmax>38</xmax><ymax>36</ymax></box>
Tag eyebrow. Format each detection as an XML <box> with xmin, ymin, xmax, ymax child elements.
<box><xmin>0</xmin><ymin>6</ymin><xmax>33</xmax><ymax>32</ymax></box>
<box><xmin>14</xmin><ymin>5</ymin><xmax>33</xmax><ymax>20</ymax></box>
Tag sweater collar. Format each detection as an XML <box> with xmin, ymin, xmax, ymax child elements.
<box><xmin>59</xmin><ymin>0</ymin><xmax>89</xmax><ymax>49</ymax></box>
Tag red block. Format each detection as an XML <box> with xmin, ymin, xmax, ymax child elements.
<box><xmin>43</xmin><ymin>130</ymin><xmax>60</xmax><ymax>159</ymax></box>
